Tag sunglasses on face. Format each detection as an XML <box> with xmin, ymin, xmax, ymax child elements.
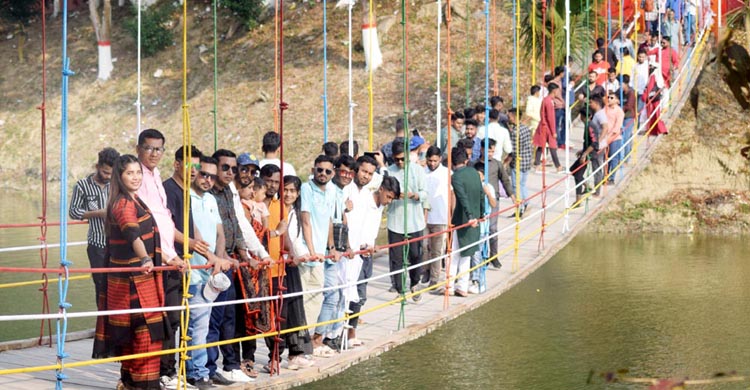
<box><xmin>316</xmin><ymin>167</ymin><xmax>333</xmax><ymax>175</ymax></box>
<box><xmin>186</xmin><ymin>162</ymin><xmax>201</xmax><ymax>170</ymax></box>
<box><xmin>221</xmin><ymin>164</ymin><xmax>238</xmax><ymax>174</ymax></box>
<box><xmin>199</xmin><ymin>171</ymin><xmax>218</xmax><ymax>181</ymax></box>
<box><xmin>239</xmin><ymin>166</ymin><xmax>256</xmax><ymax>174</ymax></box>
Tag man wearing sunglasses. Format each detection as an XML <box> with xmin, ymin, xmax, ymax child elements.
<box><xmin>300</xmin><ymin>155</ymin><xmax>343</xmax><ymax>356</ymax></box>
<box><xmin>207</xmin><ymin>149</ymin><xmax>271</xmax><ymax>385</ymax></box>
<box><xmin>386</xmin><ymin>141</ymin><xmax>428</xmax><ymax>302</ymax></box>
<box><xmin>186</xmin><ymin>156</ymin><xmax>232</xmax><ymax>388</ymax></box>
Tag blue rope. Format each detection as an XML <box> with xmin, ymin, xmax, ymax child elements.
<box><xmin>480</xmin><ymin>0</ymin><xmax>491</xmax><ymax>292</ymax></box>
<box><xmin>322</xmin><ymin>0</ymin><xmax>329</xmax><ymax>142</ymax></box>
<box><xmin>56</xmin><ymin>0</ymin><xmax>74</xmax><ymax>388</ymax></box>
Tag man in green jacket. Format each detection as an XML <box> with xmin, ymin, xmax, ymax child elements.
<box><xmin>448</xmin><ymin>147</ymin><xmax>484</xmax><ymax>297</ymax></box>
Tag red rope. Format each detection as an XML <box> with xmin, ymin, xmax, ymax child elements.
<box><xmin>0</xmin><ymin>221</ymin><xmax>87</xmax><ymax>229</ymax></box>
<box><xmin>37</xmin><ymin>0</ymin><xmax>51</xmax><ymax>347</ymax></box>
<box><xmin>444</xmin><ymin>0</ymin><xmax>453</xmax><ymax>309</ymax></box>
<box><xmin>541</xmin><ymin>0</ymin><xmax>547</xmax><ymax>77</ymax></box>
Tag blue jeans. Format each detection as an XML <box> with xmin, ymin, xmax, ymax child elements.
<box><xmin>684</xmin><ymin>13</ymin><xmax>695</xmax><ymax>45</ymax></box>
<box><xmin>206</xmin><ymin>270</ymin><xmax>239</xmax><ymax>377</ymax></box>
<box><xmin>607</xmin><ymin>139</ymin><xmax>623</xmax><ymax>182</ymax></box>
<box><xmin>314</xmin><ymin>262</ymin><xmax>343</xmax><ymax>336</ymax></box>
<box><xmin>555</xmin><ymin>109</ymin><xmax>566</xmax><ymax>146</ymax></box>
<box><xmin>470</xmin><ymin>250</ymin><xmax>483</xmax><ymax>282</ymax></box>
<box><xmin>622</xmin><ymin>118</ymin><xmax>634</xmax><ymax>163</ymax></box>
<box><xmin>510</xmin><ymin>169</ymin><xmax>530</xmax><ymax>207</ymax></box>
<box><xmin>187</xmin><ymin>284</ymin><xmax>212</xmax><ymax>381</ymax></box>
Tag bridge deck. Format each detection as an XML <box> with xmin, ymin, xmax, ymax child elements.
<box><xmin>0</xmin><ymin>40</ymin><xmax>707</xmax><ymax>390</ymax></box>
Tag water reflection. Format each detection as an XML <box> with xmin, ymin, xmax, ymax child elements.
<box><xmin>303</xmin><ymin>235</ymin><xmax>750</xmax><ymax>390</ymax></box>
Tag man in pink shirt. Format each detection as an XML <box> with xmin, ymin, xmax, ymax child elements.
<box><xmin>603</xmin><ymin>92</ymin><xmax>625</xmax><ymax>184</ymax></box>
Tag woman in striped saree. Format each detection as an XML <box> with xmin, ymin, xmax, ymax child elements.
<box><xmin>93</xmin><ymin>154</ymin><xmax>169</xmax><ymax>390</ymax></box>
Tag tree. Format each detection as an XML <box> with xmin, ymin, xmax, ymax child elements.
<box><xmin>90</xmin><ymin>0</ymin><xmax>113</xmax><ymax>80</ymax></box>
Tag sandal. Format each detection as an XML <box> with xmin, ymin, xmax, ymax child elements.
<box><xmin>313</xmin><ymin>345</ymin><xmax>336</xmax><ymax>358</ymax></box>
<box><xmin>240</xmin><ymin>359</ymin><xmax>259</xmax><ymax>378</ymax></box>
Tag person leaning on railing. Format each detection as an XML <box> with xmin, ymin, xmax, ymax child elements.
<box><xmin>92</xmin><ymin>154</ymin><xmax>168</xmax><ymax>390</ymax></box>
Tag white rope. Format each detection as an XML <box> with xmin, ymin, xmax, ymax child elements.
<box><xmin>0</xmin><ymin>241</ymin><xmax>86</xmax><ymax>254</ymax></box>
<box><xmin>135</xmin><ymin>0</ymin><xmax>142</xmax><ymax>134</ymax></box>
<box><xmin>435</xmin><ymin>0</ymin><xmax>442</xmax><ymax>147</ymax></box>
<box><xmin>347</xmin><ymin>0</ymin><xmax>355</xmax><ymax>154</ymax></box>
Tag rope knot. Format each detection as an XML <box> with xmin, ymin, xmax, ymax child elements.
<box><xmin>279</xmin><ymin>101</ymin><xmax>289</xmax><ymax>111</ymax></box>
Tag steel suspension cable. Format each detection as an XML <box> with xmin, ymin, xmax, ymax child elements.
<box><xmin>37</xmin><ymin>0</ymin><xmax>52</xmax><ymax>348</ymax></box>
<box><xmin>56</xmin><ymin>0</ymin><xmax>74</xmax><ymax>387</ymax></box>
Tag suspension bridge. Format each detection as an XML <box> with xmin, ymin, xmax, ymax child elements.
<box><xmin>0</xmin><ymin>0</ymin><xmax>726</xmax><ymax>388</ymax></box>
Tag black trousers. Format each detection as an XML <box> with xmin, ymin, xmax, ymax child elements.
<box><xmin>387</xmin><ymin>230</ymin><xmax>424</xmax><ymax>294</ymax></box>
<box><xmin>160</xmin><ymin>270</ymin><xmax>183</xmax><ymax>377</ymax></box>
<box><xmin>86</xmin><ymin>245</ymin><xmax>107</xmax><ymax>308</ymax></box>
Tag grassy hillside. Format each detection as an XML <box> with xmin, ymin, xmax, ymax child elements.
<box><xmin>0</xmin><ymin>0</ymin><xmax>524</xmax><ymax>195</ymax></box>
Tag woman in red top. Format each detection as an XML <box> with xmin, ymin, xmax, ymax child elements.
<box><xmin>93</xmin><ymin>154</ymin><xmax>168</xmax><ymax>390</ymax></box>
<box><xmin>533</xmin><ymin>83</ymin><xmax>563</xmax><ymax>173</ymax></box>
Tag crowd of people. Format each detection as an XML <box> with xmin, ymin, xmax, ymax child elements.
<box><xmin>67</xmin><ymin>11</ymin><xmax>691</xmax><ymax>388</ymax></box>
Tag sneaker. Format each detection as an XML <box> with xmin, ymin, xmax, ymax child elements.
<box><xmin>467</xmin><ymin>282</ymin><xmax>480</xmax><ymax>295</ymax></box>
<box><xmin>161</xmin><ymin>375</ymin><xmax>198</xmax><ymax>390</ymax></box>
<box><xmin>288</xmin><ymin>355</ymin><xmax>315</xmax><ymax>370</ymax></box>
<box><xmin>187</xmin><ymin>378</ymin><xmax>215</xmax><ymax>390</ymax></box>
<box><xmin>208</xmin><ymin>373</ymin><xmax>233</xmax><ymax>386</ymax></box>
<box><xmin>323</xmin><ymin>336</ymin><xmax>341</xmax><ymax>352</ymax></box>
<box><xmin>214</xmin><ymin>369</ymin><xmax>253</xmax><ymax>384</ymax></box>
<box><xmin>411</xmin><ymin>285</ymin><xmax>422</xmax><ymax>303</ymax></box>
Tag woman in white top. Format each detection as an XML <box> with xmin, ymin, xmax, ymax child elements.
<box><xmin>279</xmin><ymin>176</ymin><xmax>316</xmax><ymax>368</ymax></box>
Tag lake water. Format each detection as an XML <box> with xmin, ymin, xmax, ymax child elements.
<box><xmin>2</xmin><ymin>193</ymin><xmax>749</xmax><ymax>390</ymax></box>
<box><xmin>302</xmin><ymin>234</ymin><xmax>750</xmax><ymax>390</ymax></box>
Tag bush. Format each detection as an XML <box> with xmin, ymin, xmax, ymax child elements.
<box><xmin>223</xmin><ymin>0</ymin><xmax>266</xmax><ymax>30</ymax></box>
<box><xmin>0</xmin><ymin>0</ymin><xmax>38</xmax><ymax>23</ymax></box>
<box><xmin>124</xmin><ymin>2</ymin><xmax>174</xmax><ymax>57</ymax></box>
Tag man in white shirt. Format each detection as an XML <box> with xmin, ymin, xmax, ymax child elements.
<box><xmin>633</xmin><ymin>49</ymin><xmax>650</xmax><ymax>115</ymax></box>
<box><xmin>258</xmin><ymin>131</ymin><xmax>297</xmax><ymax>176</ymax></box>
<box><xmin>423</xmin><ymin>146</ymin><xmax>450</xmax><ymax>287</ymax></box>
<box><xmin>477</xmin><ymin>109</ymin><xmax>513</xmax><ymax>162</ymax></box>
<box><xmin>345</xmin><ymin>155</ymin><xmax>399</xmax><ymax>345</ymax></box>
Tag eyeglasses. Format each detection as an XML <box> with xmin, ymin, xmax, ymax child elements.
<box><xmin>199</xmin><ymin>171</ymin><xmax>217</xmax><ymax>181</ymax></box>
<box><xmin>186</xmin><ymin>162</ymin><xmax>201</xmax><ymax>170</ymax></box>
<box><xmin>316</xmin><ymin>167</ymin><xmax>333</xmax><ymax>175</ymax></box>
<box><xmin>140</xmin><ymin>145</ymin><xmax>165</xmax><ymax>155</ymax></box>
<box><xmin>221</xmin><ymin>164</ymin><xmax>238</xmax><ymax>174</ymax></box>
<box><xmin>394</xmin><ymin>157</ymin><xmax>405</xmax><ymax>162</ymax></box>
<box><xmin>337</xmin><ymin>169</ymin><xmax>355</xmax><ymax>178</ymax></box>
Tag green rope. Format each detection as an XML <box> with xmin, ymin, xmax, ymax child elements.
<box><xmin>398</xmin><ymin>0</ymin><xmax>410</xmax><ymax>331</ymax></box>
<box><xmin>464</xmin><ymin>0</ymin><xmax>471</xmax><ymax>106</ymax></box>
<box><xmin>212</xmin><ymin>0</ymin><xmax>218</xmax><ymax>152</ymax></box>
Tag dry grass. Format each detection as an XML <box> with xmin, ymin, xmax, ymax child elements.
<box><xmin>0</xmin><ymin>0</ymin><xmax>523</xmax><ymax>197</ymax></box>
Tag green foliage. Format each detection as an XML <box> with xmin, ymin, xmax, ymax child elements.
<box><xmin>0</xmin><ymin>0</ymin><xmax>38</xmax><ymax>23</ymax></box>
<box><xmin>223</xmin><ymin>0</ymin><xmax>266</xmax><ymax>30</ymax></box>
<box><xmin>124</xmin><ymin>2</ymin><xmax>174</xmax><ymax>57</ymax></box>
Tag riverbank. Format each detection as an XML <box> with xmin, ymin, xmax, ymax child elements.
<box><xmin>588</xmin><ymin>45</ymin><xmax>750</xmax><ymax>235</ymax></box>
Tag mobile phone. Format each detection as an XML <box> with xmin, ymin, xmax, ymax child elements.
<box><xmin>412</xmin><ymin>129</ymin><xmax>421</xmax><ymax>137</ymax></box>
<box><xmin>364</xmin><ymin>152</ymin><xmax>378</xmax><ymax>158</ymax></box>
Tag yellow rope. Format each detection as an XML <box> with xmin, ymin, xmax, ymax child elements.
<box><xmin>513</xmin><ymin>0</ymin><xmax>521</xmax><ymax>273</ymax></box>
<box><xmin>177</xmin><ymin>0</ymin><xmax>194</xmax><ymax>388</ymax></box>
<box><xmin>0</xmin><ymin>275</ymin><xmax>90</xmax><ymax>289</ymax></box>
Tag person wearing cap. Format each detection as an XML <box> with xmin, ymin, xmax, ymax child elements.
<box><xmin>408</xmin><ymin>134</ymin><xmax>429</xmax><ymax>166</ymax></box>
<box><xmin>237</xmin><ymin>153</ymin><xmax>260</xmax><ymax>184</ymax></box>
<box><xmin>185</xmin><ymin>155</ymin><xmax>232</xmax><ymax>388</ymax></box>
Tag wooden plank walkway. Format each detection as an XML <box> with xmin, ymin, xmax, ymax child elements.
<box><xmin>0</xmin><ymin>42</ymin><xmax>708</xmax><ymax>390</ymax></box>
